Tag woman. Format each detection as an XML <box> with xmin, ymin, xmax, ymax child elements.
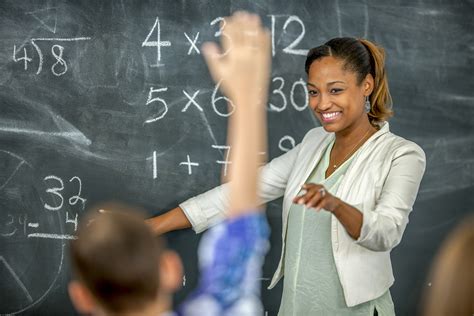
<box><xmin>147</xmin><ymin>37</ymin><xmax>426</xmax><ymax>315</ymax></box>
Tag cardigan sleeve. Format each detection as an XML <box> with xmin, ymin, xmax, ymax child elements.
<box><xmin>180</xmin><ymin>142</ymin><xmax>303</xmax><ymax>233</ymax></box>
<box><xmin>355</xmin><ymin>142</ymin><xmax>426</xmax><ymax>252</ymax></box>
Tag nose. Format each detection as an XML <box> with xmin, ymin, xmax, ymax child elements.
<box><xmin>310</xmin><ymin>93</ymin><xmax>331</xmax><ymax>112</ymax></box>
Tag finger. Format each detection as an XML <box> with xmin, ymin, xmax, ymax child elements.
<box><xmin>302</xmin><ymin>183</ymin><xmax>318</xmax><ymax>190</ymax></box>
<box><xmin>223</xmin><ymin>15</ymin><xmax>242</xmax><ymax>49</ymax></box>
<box><xmin>306</xmin><ymin>190</ymin><xmax>324</xmax><ymax>210</ymax></box>
<box><xmin>231</xmin><ymin>11</ymin><xmax>258</xmax><ymax>47</ymax></box>
<box><xmin>294</xmin><ymin>192</ymin><xmax>309</xmax><ymax>204</ymax></box>
<box><xmin>294</xmin><ymin>184</ymin><xmax>313</xmax><ymax>204</ymax></box>
<box><xmin>201</xmin><ymin>42</ymin><xmax>223</xmax><ymax>82</ymax></box>
<box><xmin>296</xmin><ymin>186</ymin><xmax>319</xmax><ymax>205</ymax></box>
<box><xmin>242</xmin><ymin>14</ymin><xmax>261</xmax><ymax>48</ymax></box>
<box><xmin>313</xmin><ymin>199</ymin><xmax>325</xmax><ymax>212</ymax></box>
<box><xmin>220</xmin><ymin>18</ymin><xmax>233</xmax><ymax>56</ymax></box>
<box><xmin>293</xmin><ymin>188</ymin><xmax>307</xmax><ymax>203</ymax></box>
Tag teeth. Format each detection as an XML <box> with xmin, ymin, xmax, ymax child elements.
<box><xmin>322</xmin><ymin>112</ymin><xmax>340</xmax><ymax>119</ymax></box>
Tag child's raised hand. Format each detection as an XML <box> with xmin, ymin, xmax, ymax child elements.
<box><xmin>202</xmin><ymin>11</ymin><xmax>271</xmax><ymax>106</ymax></box>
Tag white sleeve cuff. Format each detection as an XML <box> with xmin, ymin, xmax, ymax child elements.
<box><xmin>180</xmin><ymin>197</ymin><xmax>209</xmax><ymax>234</ymax></box>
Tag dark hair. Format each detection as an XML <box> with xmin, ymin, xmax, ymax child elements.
<box><xmin>305</xmin><ymin>37</ymin><xmax>393</xmax><ymax>125</ymax></box>
<box><xmin>70</xmin><ymin>203</ymin><xmax>163</xmax><ymax>313</ymax></box>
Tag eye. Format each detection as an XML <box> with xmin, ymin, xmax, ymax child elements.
<box><xmin>330</xmin><ymin>88</ymin><xmax>343</xmax><ymax>94</ymax></box>
<box><xmin>308</xmin><ymin>89</ymin><xmax>319</xmax><ymax>97</ymax></box>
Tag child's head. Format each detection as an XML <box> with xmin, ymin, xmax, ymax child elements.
<box><xmin>68</xmin><ymin>203</ymin><xmax>182</xmax><ymax>315</ymax></box>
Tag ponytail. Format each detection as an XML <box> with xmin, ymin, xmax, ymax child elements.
<box><xmin>358</xmin><ymin>39</ymin><xmax>393</xmax><ymax>125</ymax></box>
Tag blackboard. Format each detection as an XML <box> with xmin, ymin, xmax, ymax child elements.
<box><xmin>0</xmin><ymin>1</ymin><xmax>473</xmax><ymax>315</ymax></box>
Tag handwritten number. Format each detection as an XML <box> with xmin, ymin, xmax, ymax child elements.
<box><xmin>69</xmin><ymin>176</ymin><xmax>86</xmax><ymax>209</ymax></box>
<box><xmin>51</xmin><ymin>44</ymin><xmax>67</xmax><ymax>76</ymax></box>
<box><xmin>44</xmin><ymin>175</ymin><xmax>64</xmax><ymax>211</ymax></box>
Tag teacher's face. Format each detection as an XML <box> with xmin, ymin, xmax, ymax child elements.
<box><xmin>306</xmin><ymin>56</ymin><xmax>373</xmax><ymax>134</ymax></box>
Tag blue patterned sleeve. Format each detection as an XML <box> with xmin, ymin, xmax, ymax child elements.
<box><xmin>178</xmin><ymin>212</ymin><xmax>270</xmax><ymax>316</ymax></box>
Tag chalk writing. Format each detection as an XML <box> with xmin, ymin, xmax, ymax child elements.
<box><xmin>212</xmin><ymin>145</ymin><xmax>231</xmax><ymax>176</ymax></box>
<box><xmin>29</xmin><ymin>37</ymin><xmax>91</xmax><ymax>75</ymax></box>
<box><xmin>278</xmin><ymin>135</ymin><xmax>296</xmax><ymax>152</ymax></box>
<box><xmin>27</xmin><ymin>233</ymin><xmax>77</xmax><ymax>240</ymax></box>
<box><xmin>12</xmin><ymin>45</ymin><xmax>32</xmax><ymax>70</ymax></box>
<box><xmin>180</xmin><ymin>155</ymin><xmax>200</xmax><ymax>175</ymax></box>
<box><xmin>43</xmin><ymin>175</ymin><xmax>86</xmax><ymax>211</ymax></box>
<box><xmin>145</xmin><ymin>87</ymin><xmax>169</xmax><ymax>123</ymax></box>
<box><xmin>268</xmin><ymin>15</ymin><xmax>309</xmax><ymax>56</ymax></box>
<box><xmin>269</xmin><ymin>77</ymin><xmax>309</xmax><ymax>112</ymax></box>
<box><xmin>282</xmin><ymin>16</ymin><xmax>308</xmax><ymax>55</ymax></box>
<box><xmin>50</xmin><ymin>44</ymin><xmax>67</xmax><ymax>76</ymax></box>
<box><xmin>0</xmin><ymin>256</ymin><xmax>33</xmax><ymax>303</ymax></box>
<box><xmin>210</xmin><ymin>17</ymin><xmax>231</xmax><ymax>57</ymax></box>
<box><xmin>182</xmin><ymin>90</ymin><xmax>203</xmax><ymax>112</ymax></box>
<box><xmin>1</xmin><ymin>214</ymin><xmax>16</xmax><ymax>237</ymax></box>
<box><xmin>68</xmin><ymin>176</ymin><xmax>86</xmax><ymax>209</ymax></box>
<box><xmin>152</xmin><ymin>151</ymin><xmax>158</xmax><ymax>179</ymax></box>
<box><xmin>1</xmin><ymin>214</ymin><xmax>28</xmax><ymax>237</ymax></box>
<box><xmin>43</xmin><ymin>175</ymin><xmax>64</xmax><ymax>211</ymax></box>
<box><xmin>142</xmin><ymin>17</ymin><xmax>171</xmax><ymax>67</ymax></box>
<box><xmin>184</xmin><ymin>32</ymin><xmax>200</xmax><ymax>55</ymax></box>
<box><xmin>269</xmin><ymin>77</ymin><xmax>287</xmax><ymax>112</ymax></box>
<box><xmin>66</xmin><ymin>212</ymin><xmax>78</xmax><ymax>232</ymax></box>
<box><xmin>212</xmin><ymin>80</ymin><xmax>235</xmax><ymax>117</ymax></box>
<box><xmin>290</xmin><ymin>78</ymin><xmax>309</xmax><ymax>111</ymax></box>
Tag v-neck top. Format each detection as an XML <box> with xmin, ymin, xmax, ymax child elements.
<box><xmin>279</xmin><ymin>140</ymin><xmax>395</xmax><ymax>316</ymax></box>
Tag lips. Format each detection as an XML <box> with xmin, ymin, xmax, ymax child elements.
<box><xmin>320</xmin><ymin>111</ymin><xmax>341</xmax><ymax>123</ymax></box>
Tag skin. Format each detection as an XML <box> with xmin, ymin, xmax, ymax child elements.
<box><xmin>295</xmin><ymin>56</ymin><xmax>378</xmax><ymax>239</ymax></box>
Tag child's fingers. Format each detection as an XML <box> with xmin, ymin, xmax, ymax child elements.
<box><xmin>201</xmin><ymin>42</ymin><xmax>223</xmax><ymax>82</ymax></box>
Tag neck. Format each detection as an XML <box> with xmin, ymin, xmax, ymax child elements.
<box><xmin>98</xmin><ymin>295</ymin><xmax>172</xmax><ymax>316</ymax></box>
<box><xmin>333</xmin><ymin>118</ymin><xmax>376</xmax><ymax>149</ymax></box>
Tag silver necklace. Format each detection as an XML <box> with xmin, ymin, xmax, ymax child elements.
<box><xmin>331</xmin><ymin>128</ymin><xmax>372</xmax><ymax>170</ymax></box>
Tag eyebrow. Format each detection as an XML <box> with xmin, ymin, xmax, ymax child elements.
<box><xmin>307</xmin><ymin>81</ymin><xmax>346</xmax><ymax>87</ymax></box>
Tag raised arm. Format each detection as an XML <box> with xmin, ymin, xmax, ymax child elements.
<box><xmin>178</xmin><ymin>12</ymin><xmax>272</xmax><ymax>315</ymax></box>
<box><xmin>201</xmin><ymin>12</ymin><xmax>271</xmax><ymax>215</ymax></box>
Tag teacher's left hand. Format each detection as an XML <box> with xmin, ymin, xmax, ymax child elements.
<box><xmin>293</xmin><ymin>183</ymin><xmax>340</xmax><ymax>212</ymax></box>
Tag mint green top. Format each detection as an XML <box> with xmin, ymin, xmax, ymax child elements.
<box><xmin>278</xmin><ymin>140</ymin><xmax>395</xmax><ymax>316</ymax></box>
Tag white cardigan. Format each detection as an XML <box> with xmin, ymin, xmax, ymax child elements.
<box><xmin>180</xmin><ymin>122</ymin><xmax>426</xmax><ymax>307</ymax></box>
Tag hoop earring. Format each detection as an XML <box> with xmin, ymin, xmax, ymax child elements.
<box><xmin>365</xmin><ymin>96</ymin><xmax>371</xmax><ymax>113</ymax></box>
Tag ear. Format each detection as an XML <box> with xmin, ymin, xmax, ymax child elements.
<box><xmin>68</xmin><ymin>281</ymin><xmax>97</xmax><ymax>314</ymax></box>
<box><xmin>363</xmin><ymin>73</ymin><xmax>375</xmax><ymax>96</ymax></box>
<box><xmin>159</xmin><ymin>250</ymin><xmax>183</xmax><ymax>293</ymax></box>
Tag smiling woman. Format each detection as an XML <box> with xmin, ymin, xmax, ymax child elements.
<box><xmin>279</xmin><ymin>37</ymin><xmax>421</xmax><ymax>316</ymax></box>
<box><xmin>304</xmin><ymin>38</ymin><xmax>392</xmax><ymax>178</ymax></box>
<box><xmin>147</xmin><ymin>37</ymin><xmax>426</xmax><ymax>316</ymax></box>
